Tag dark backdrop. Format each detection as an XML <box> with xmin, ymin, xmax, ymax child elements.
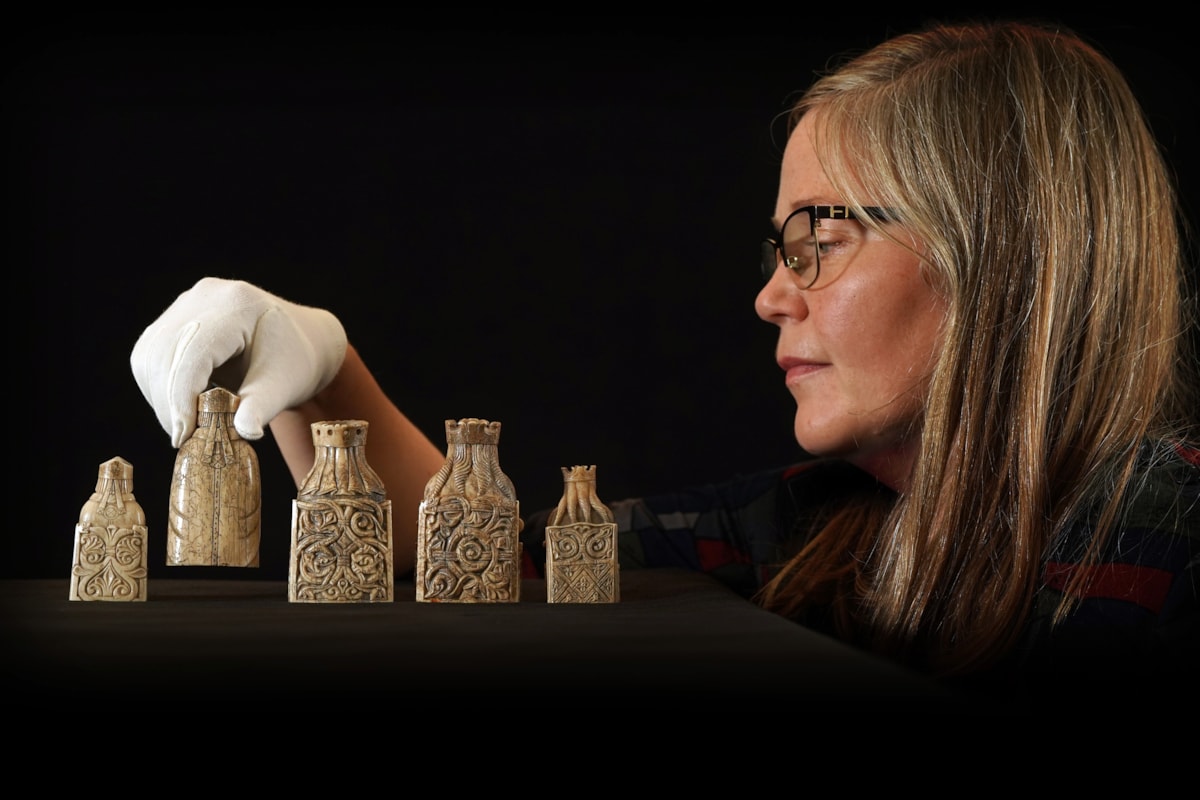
<box><xmin>7</xmin><ymin>12</ymin><xmax>1196</xmax><ymax>580</ymax></box>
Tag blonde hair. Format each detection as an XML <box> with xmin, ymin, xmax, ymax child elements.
<box><xmin>755</xmin><ymin>20</ymin><xmax>1198</xmax><ymax>674</ymax></box>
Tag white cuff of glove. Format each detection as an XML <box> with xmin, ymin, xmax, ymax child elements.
<box><xmin>130</xmin><ymin>277</ymin><xmax>348</xmax><ymax>448</ymax></box>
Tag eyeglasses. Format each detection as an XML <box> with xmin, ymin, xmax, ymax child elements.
<box><xmin>761</xmin><ymin>205</ymin><xmax>893</xmax><ymax>288</ymax></box>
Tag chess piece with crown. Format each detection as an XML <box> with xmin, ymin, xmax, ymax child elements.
<box><xmin>166</xmin><ymin>387</ymin><xmax>261</xmax><ymax>567</ymax></box>
<box><xmin>545</xmin><ymin>465</ymin><xmax>619</xmax><ymax>603</ymax></box>
<box><xmin>416</xmin><ymin>417</ymin><xmax>522</xmax><ymax>602</ymax></box>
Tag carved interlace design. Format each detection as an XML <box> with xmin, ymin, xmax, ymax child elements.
<box><xmin>289</xmin><ymin>497</ymin><xmax>393</xmax><ymax>602</ymax></box>
<box><xmin>418</xmin><ymin>496</ymin><xmax>521</xmax><ymax>602</ymax></box>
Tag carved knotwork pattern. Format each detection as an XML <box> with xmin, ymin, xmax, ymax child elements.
<box><xmin>289</xmin><ymin>497</ymin><xmax>393</xmax><ymax>603</ymax></box>
<box><xmin>546</xmin><ymin>522</ymin><xmax>619</xmax><ymax>603</ymax></box>
<box><xmin>70</xmin><ymin>523</ymin><xmax>148</xmax><ymax>601</ymax></box>
<box><xmin>417</xmin><ymin>495</ymin><xmax>521</xmax><ymax>602</ymax></box>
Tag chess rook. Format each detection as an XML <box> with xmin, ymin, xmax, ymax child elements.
<box><xmin>288</xmin><ymin>420</ymin><xmax>393</xmax><ymax>603</ymax></box>
<box><xmin>416</xmin><ymin>418</ymin><xmax>522</xmax><ymax>603</ymax></box>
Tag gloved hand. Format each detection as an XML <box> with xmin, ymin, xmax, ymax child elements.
<box><xmin>131</xmin><ymin>277</ymin><xmax>348</xmax><ymax>448</ymax></box>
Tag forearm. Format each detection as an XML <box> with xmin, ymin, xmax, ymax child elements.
<box><xmin>269</xmin><ymin>343</ymin><xmax>444</xmax><ymax>574</ymax></box>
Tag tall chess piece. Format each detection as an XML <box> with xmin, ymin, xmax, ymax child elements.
<box><xmin>71</xmin><ymin>456</ymin><xmax>148</xmax><ymax>601</ymax></box>
<box><xmin>167</xmin><ymin>387</ymin><xmax>261</xmax><ymax>567</ymax></box>
<box><xmin>545</xmin><ymin>465</ymin><xmax>619</xmax><ymax>603</ymax></box>
<box><xmin>416</xmin><ymin>418</ymin><xmax>522</xmax><ymax>603</ymax></box>
<box><xmin>289</xmin><ymin>420</ymin><xmax>393</xmax><ymax>603</ymax></box>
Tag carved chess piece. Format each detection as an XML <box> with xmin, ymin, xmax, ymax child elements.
<box><xmin>545</xmin><ymin>465</ymin><xmax>619</xmax><ymax>603</ymax></box>
<box><xmin>289</xmin><ymin>420</ymin><xmax>393</xmax><ymax>603</ymax></box>
<box><xmin>416</xmin><ymin>418</ymin><xmax>522</xmax><ymax>603</ymax></box>
<box><xmin>70</xmin><ymin>456</ymin><xmax>148</xmax><ymax>601</ymax></box>
<box><xmin>166</xmin><ymin>387</ymin><xmax>261</xmax><ymax>567</ymax></box>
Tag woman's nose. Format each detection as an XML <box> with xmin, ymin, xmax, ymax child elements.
<box><xmin>755</xmin><ymin>265</ymin><xmax>808</xmax><ymax>324</ymax></box>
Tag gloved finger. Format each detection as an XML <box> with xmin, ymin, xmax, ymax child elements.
<box><xmin>131</xmin><ymin>319</ymin><xmax>176</xmax><ymax>437</ymax></box>
<box><xmin>163</xmin><ymin>318</ymin><xmax>253</xmax><ymax>447</ymax></box>
<box><xmin>231</xmin><ymin>305</ymin><xmax>323</xmax><ymax>441</ymax></box>
<box><xmin>130</xmin><ymin>320</ymin><xmax>203</xmax><ymax>447</ymax></box>
<box><xmin>231</xmin><ymin>396</ymin><xmax>269</xmax><ymax>441</ymax></box>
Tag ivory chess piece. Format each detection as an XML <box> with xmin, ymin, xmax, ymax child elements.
<box><xmin>545</xmin><ymin>465</ymin><xmax>620</xmax><ymax>603</ymax></box>
<box><xmin>70</xmin><ymin>456</ymin><xmax>148</xmax><ymax>601</ymax></box>
<box><xmin>416</xmin><ymin>418</ymin><xmax>522</xmax><ymax>603</ymax></box>
<box><xmin>289</xmin><ymin>420</ymin><xmax>393</xmax><ymax>603</ymax></box>
<box><xmin>166</xmin><ymin>387</ymin><xmax>261</xmax><ymax>567</ymax></box>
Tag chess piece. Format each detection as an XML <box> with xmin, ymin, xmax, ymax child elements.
<box><xmin>289</xmin><ymin>420</ymin><xmax>393</xmax><ymax>603</ymax></box>
<box><xmin>545</xmin><ymin>465</ymin><xmax>619</xmax><ymax>603</ymax></box>
<box><xmin>70</xmin><ymin>456</ymin><xmax>148</xmax><ymax>601</ymax></box>
<box><xmin>416</xmin><ymin>418</ymin><xmax>522</xmax><ymax>603</ymax></box>
<box><xmin>166</xmin><ymin>387</ymin><xmax>261</xmax><ymax>567</ymax></box>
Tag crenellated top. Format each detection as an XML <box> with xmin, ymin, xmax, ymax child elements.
<box><xmin>561</xmin><ymin>465</ymin><xmax>597</xmax><ymax>482</ymax></box>
<box><xmin>445</xmin><ymin>417</ymin><xmax>502</xmax><ymax>446</ymax></box>
<box><xmin>547</xmin><ymin>464</ymin><xmax>613</xmax><ymax>526</ymax></box>
<box><xmin>297</xmin><ymin>420</ymin><xmax>386</xmax><ymax>500</ymax></box>
<box><xmin>311</xmin><ymin>419</ymin><xmax>370</xmax><ymax>448</ymax></box>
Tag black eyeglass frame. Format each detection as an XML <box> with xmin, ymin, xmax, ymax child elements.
<box><xmin>761</xmin><ymin>205</ymin><xmax>894</xmax><ymax>286</ymax></box>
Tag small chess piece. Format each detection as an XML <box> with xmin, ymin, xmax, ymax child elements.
<box><xmin>545</xmin><ymin>465</ymin><xmax>619</xmax><ymax>603</ymax></box>
<box><xmin>166</xmin><ymin>387</ymin><xmax>261</xmax><ymax>567</ymax></box>
<box><xmin>289</xmin><ymin>420</ymin><xmax>393</xmax><ymax>603</ymax></box>
<box><xmin>70</xmin><ymin>456</ymin><xmax>148</xmax><ymax>601</ymax></box>
<box><xmin>416</xmin><ymin>418</ymin><xmax>522</xmax><ymax>603</ymax></box>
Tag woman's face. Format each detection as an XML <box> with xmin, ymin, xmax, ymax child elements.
<box><xmin>755</xmin><ymin>113</ymin><xmax>947</xmax><ymax>490</ymax></box>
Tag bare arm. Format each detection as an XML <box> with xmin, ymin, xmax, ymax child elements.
<box><xmin>268</xmin><ymin>343</ymin><xmax>444</xmax><ymax>575</ymax></box>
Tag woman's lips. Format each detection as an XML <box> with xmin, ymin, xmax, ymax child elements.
<box><xmin>779</xmin><ymin>356</ymin><xmax>828</xmax><ymax>383</ymax></box>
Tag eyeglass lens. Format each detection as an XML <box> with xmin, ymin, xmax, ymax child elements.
<box><xmin>761</xmin><ymin>209</ymin><xmax>818</xmax><ymax>286</ymax></box>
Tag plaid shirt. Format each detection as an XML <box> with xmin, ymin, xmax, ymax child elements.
<box><xmin>521</xmin><ymin>441</ymin><xmax>1199</xmax><ymax>692</ymax></box>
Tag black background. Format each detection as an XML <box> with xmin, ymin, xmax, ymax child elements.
<box><xmin>6</xmin><ymin>10</ymin><xmax>1196</xmax><ymax>580</ymax></box>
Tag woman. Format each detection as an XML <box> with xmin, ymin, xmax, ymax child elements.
<box><xmin>131</xmin><ymin>20</ymin><xmax>1198</xmax><ymax>699</ymax></box>
<box><xmin>750</xmin><ymin>22</ymin><xmax>1199</xmax><ymax>684</ymax></box>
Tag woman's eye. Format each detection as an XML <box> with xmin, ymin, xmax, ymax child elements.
<box><xmin>815</xmin><ymin>236</ymin><xmax>845</xmax><ymax>256</ymax></box>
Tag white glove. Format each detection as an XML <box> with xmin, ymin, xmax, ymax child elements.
<box><xmin>131</xmin><ymin>277</ymin><xmax>348</xmax><ymax>448</ymax></box>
